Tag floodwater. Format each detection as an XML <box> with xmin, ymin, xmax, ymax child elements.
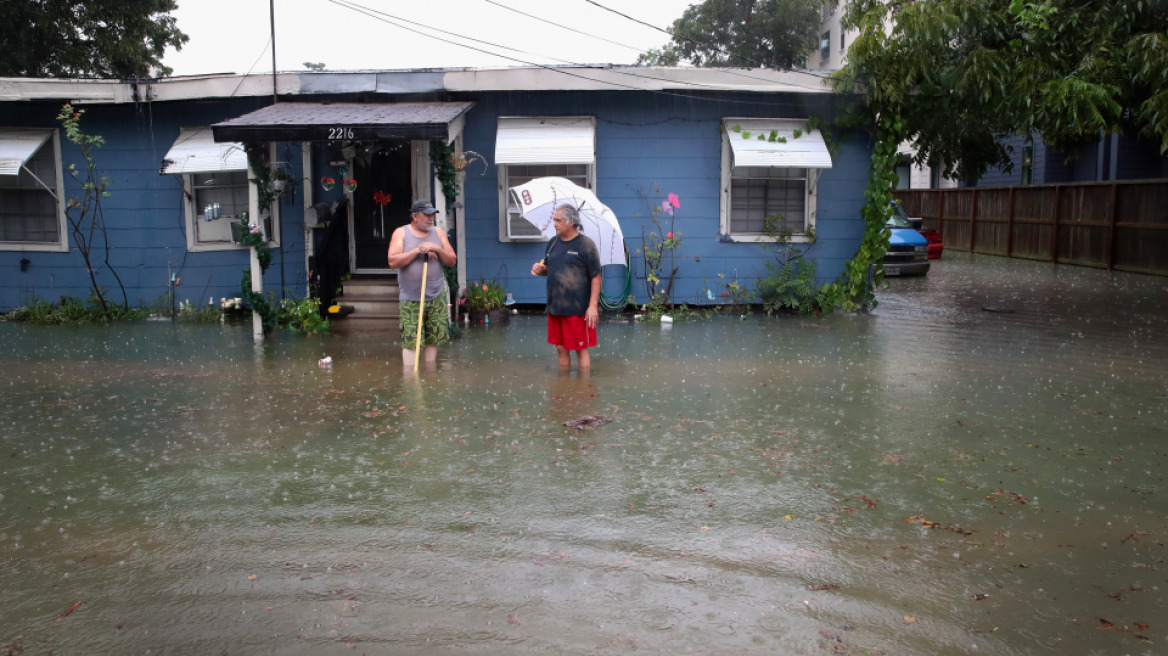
<box><xmin>2</xmin><ymin>252</ymin><xmax>1165</xmax><ymax>655</ymax></box>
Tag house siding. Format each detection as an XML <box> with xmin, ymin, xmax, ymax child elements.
<box><xmin>1</xmin><ymin>72</ymin><xmax>870</xmax><ymax>312</ymax></box>
<box><xmin>0</xmin><ymin>98</ymin><xmax>307</xmax><ymax>312</ymax></box>
<box><xmin>457</xmin><ymin>90</ymin><xmax>872</xmax><ymax>305</ymax></box>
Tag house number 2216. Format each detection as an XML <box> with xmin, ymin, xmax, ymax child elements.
<box><xmin>328</xmin><ymin>127</ymin><xmax>354</xmax><ymax>139</ymax></box>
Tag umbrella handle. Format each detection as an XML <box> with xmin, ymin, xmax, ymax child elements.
<box><xmin>413</xmin><ymin>259</ymin><xmax>428</xmax><ymax>372</ymax></box>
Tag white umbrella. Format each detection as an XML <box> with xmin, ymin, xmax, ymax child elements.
<box><xmin>509</xmin><ymin>177</ymin><xmax>626</xmax><ymax>267</ymax></box>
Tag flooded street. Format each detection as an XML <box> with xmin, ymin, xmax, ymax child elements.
<box><xmin>2</xmin><ymin>251</ymin><xmax>1166</xmax><ymax>655</ymax></box>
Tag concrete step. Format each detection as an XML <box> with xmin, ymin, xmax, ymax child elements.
<box><xmin>329</xmin><ymin>277</ymin><xmax>400</xmax><ymax>334</ymax></box>
<box><xmin>340</xmin><ymin>278</ymin><xmax>399</xmax><ymax>299</ymax></box>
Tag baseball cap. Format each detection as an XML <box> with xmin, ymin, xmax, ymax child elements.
<box><xmin>410</xmin><ymin>199</ymin><xmax>438</xmax><ymax>215</ymax></box>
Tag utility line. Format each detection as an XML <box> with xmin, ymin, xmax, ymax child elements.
<box><xmin>482</xmin><ymin>0</ymin><xmax>644</xmax><ymax>54</ymax></box>
<box><xmin>326</xmin><ymin>0</ymin><xmax>832</xmax><ymax>99</ymax></box>
<box><xmin>581</xmin><ymin>0</ymin><xmax>834</xmax><ymax>80</ymax></box>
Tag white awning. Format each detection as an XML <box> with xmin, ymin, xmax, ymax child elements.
<box><xmin>495</xmin><ymin>116</ymin><xmax>595</xmax><ymax>165</ymax></box>
<box><xmin>725</xmin><ymin>119</ymin><xmax>833</xmax><ymax>169</ymax></box>
<box><xmin>160</xmin><ymin>127</ymin><xmax>246</xmax><ymax>175</ymax></box>
<box><xmin>0</xmin><ymin>129</ymin><xmax>53</xmax><ymax>177</ymax></box>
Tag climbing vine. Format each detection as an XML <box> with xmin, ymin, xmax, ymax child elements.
<box><xmin>817</xmin><ymin>113</ymin><xmax>902</xmax><ymax>312</ymax></box>
<box><xmin>239</xmin><ymin>142</ymin><xmax>279</xmax><ymax>334</ymax></box>
<box><xmin>430</xmin><ymin>142</ymin><xmax>458</xmax><ymax>207</ymax></box>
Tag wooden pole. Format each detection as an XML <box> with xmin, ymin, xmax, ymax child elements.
<box><xmin>1105</xmin><ymin>182</ymin><xmax>1118</xmax><ymax>270</ymax></box>
<box><xmin>413</xmin><ymin>259</ymin><xmax>428</xmax><ymax>373</ymax></box>
<box><xmin>1006</xmin><ymin>187</ymin><xmax>1016</xmax><ymax>257</ymax></box>
<box><xmin>1051</xmin><ymin>185</ymin><xmax>1062</xmax><ymax>263</ymax></box>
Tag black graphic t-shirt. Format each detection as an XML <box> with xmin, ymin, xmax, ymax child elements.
<box><xmin>544</xmin><ymin>234</ymin><xmax>601</xmax><ymax>316</ymax></box>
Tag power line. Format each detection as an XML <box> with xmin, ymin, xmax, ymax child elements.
<box><xmin>581</xmin><ymin>0</ymin><xmax>834</xmax><ymax>80</ymax></box>
<box><xmin>482</xmin><ymin>0</ymin><xmax>644</xmax><ymax>55</ymax></box>
<box><xmin>325</xmin><ymin>0</ymin><xmax>832</xmax><ymax>100</ymax></box>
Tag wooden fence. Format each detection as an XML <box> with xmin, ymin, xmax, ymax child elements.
<box><xmin>893</xmin><ymin>180</ymin><xmax>1168</xmax><ymax>276</ymax></box>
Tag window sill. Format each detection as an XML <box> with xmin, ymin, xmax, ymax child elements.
<box><xmin>719</xmin><ymin>233</ymin><xmax>814</xmax><ymax>244</ymax></box>
<box><xmin>0</xmin><ymin>241</ymin><xmax>68</xmax><ymax>252</ymax></box>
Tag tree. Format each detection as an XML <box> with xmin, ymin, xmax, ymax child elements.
<box><xmin>836</xmin><ymin>0</ymin><xmax>1168</xmax><ymax>181</ymax></box>
<box><xmin>0</xmin><ymin>0</ymin><xmax>188</xmax><ymax>78</ymax></box>
<box><xmin>636</xmin><ymin>0</ymin><xmax>824</xmax><ymax>69</ymax></box>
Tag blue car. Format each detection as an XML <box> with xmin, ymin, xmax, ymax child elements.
<box><xmin>882</xmin><ymin>204</ymin><xmax>930</xmax><ymax>276</ymax></box>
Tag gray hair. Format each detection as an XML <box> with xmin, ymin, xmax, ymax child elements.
<box><xmin>555</xmin><ymin>203</ymin><xmax>582</xmax><ymax>228</ymax></box>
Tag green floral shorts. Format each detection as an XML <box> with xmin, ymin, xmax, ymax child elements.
<box><xmin>399</xmin><ymin>289</ymin><xmax>450</xmax><ymax>348</ymax></box>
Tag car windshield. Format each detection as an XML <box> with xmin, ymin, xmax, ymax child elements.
<box><xmin>886</xmin><ymin>203</ymin><xmax>913</xmax><ymax>229</ymax></box>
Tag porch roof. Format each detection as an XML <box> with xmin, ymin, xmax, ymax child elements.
<box><xmin>211</xmin><ymin>101</ymin><xmax>474</xmax><ymax>144</ymax></box>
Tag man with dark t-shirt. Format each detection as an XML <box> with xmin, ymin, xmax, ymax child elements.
<box><xmin>530</xmin><ymin>204</ymin><xmax>602</xmax><ymax>369</ymax></box>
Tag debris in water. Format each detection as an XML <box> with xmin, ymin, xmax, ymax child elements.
<box><xmin>57</xmin><ymin>601</ymin><xmax>83</xmax><ymax>621</ymax></box>
<box><xmin>563</xmin><ymin>415</ymin><xmax>612</xmax><ymax>429</ymax></box>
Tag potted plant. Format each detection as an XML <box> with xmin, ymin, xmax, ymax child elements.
<box><xmin>465</xmin><ymin>277</ymin><xmax>507</xmax><ymax>323</ymax></box>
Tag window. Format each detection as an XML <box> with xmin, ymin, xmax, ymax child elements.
<box><xmin>160</xmin><ymin>127</ymin><xmax>278</xmax><ymax>251</ymax></box>
<box><xmin>504</xmin><ymin>164</ymin><xmax>590</xmax><ymax>238</ymax></box>
<box><xmin>731</xmin><ymin>167</ymin><xmax>808</xmax><ymax>235</ymax></box>
<box><xmin>188</xmin><ymin>171</ymin><xmax>250</xmax><ymax>244</ymax></box>
<box><xmin>894</xmin><ymin>158</ymin><xmax>911</xmax><ymax>189</ymax></box>
<box><xmin>721</xmin><ymin>118</ymin><xmax>833</xmax><ymax>242</ymax></box>
<box><xmin>495</xmin><ymin>116</ymin><xmax>595</xmax><ymax>241</ymax></box>
<box><xmin>841</xmin><ymin>30</ymin><xmax>846</xmax><ymax>52</ymax></box>
<box><xmin>820</xmin><ymin>31</ymin><xmax>831</xmax><ymax>65</ymax></box>
<box><xmin>1021</xmin><ymin>146</ymin><xmax>1033</xmax><ymax>185</ymax></box>
<box><xmin>0</xmin><ymin>129</ymin><xmax>67</xmax><ymax>251</ymax></box>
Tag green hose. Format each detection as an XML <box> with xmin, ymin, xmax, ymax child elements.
<box><xmin>599</xmin><ymin>244</ymin><xmax>633</xmax><ymax>312</ymax></box>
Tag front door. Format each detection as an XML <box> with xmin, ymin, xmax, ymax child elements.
<box><xmin>350</xmin><ymin>143</ymin><xmax>413</xmax><ymax>273</ymax></box>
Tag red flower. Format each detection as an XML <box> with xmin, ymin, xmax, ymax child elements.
<box><xmin>667</xmin><ymin>232</ymin><xmax>674</xmax><ymax>238</ymax></box>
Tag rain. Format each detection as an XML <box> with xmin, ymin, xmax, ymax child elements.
<box><xmin>1</xmin><ymin>251</ymin><xmax>1166</xmax><ymax>654</ymax></box>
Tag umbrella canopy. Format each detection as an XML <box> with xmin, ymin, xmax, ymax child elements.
<box><xmin>509</xmin><ymin>177</ymin><xmax>626</xmax><ymax>267</ymax></box>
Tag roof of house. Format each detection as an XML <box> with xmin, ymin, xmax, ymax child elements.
<box><xmin>0</xmin><ymin>66</ymin><xmax>833</xmax><ymax>104</ymax></box>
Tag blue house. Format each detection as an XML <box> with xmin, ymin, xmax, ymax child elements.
<box><xmin>0</xmin><ymin>67</ymin><xmax>873</xmax><ymax>318</ymax></box>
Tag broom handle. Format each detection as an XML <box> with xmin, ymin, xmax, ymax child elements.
<box><xmin>413</xmin><ymin>258</ymin><xmax>428</xmax><ymax>372</ymax></box>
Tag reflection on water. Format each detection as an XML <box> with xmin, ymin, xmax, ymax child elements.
<box><xmin>2</xmin><ymin>252</ymin><xmax>1166</xmax><ymax>655</ymax></box>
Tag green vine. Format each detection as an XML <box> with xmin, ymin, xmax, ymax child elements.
<box><xmin>817</xmin><ymin>113</ymin><xmax>903</xmax><ymax>312</ymax></box>
<box><xmin>430</xmin><ymin>141</ymin><xmax>458</xmax><ymax>206</ymax></box>
<box><xmin>239</xmin><ymin>142</ymin><xmax>279</xmax><ymax>335</ymax></box>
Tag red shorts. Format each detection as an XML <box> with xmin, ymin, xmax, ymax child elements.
<box><xmin>547</xmin><ymin>314</ymin><xmax>597</xmax><ymax>351</ymax></box>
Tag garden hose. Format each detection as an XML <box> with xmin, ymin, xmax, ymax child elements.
<box><xmin>599</xmin><ymin>244</ymin><xmax>633</xmax><ymax>312</ymax></box>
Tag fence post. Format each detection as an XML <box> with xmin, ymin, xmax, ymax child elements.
<box><xmin>1105</xmin><ymin>182</ymin><xmax>1118</xmax><ymax>270</ymax></box>
<box><xmin>1050</xmin><ymin>185</ymin><xmax>1061</xmax><ymax>264</ymax></box>
<box><xmin>938</xmin><ymin>189</ymin><xmax>947</xmax><ymax>246</ymax></box>
<box><xmin>1006</xmin><ymin>187</ymin><xmax>1016</xmax><ymax>257</ymax></box>
<box><xmin>968</xmin><ymin>190</ymin><xmax>979</xmax><ymax>253</ymax></box>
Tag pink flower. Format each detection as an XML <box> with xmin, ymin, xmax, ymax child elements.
<box><xmin>667</xmin><ymin>232</ymin><xmax>674</xmax><ymax>238</ymax></box>
<box><xmin>668</xmin><ymin>193</ymin><xmax>681</xmax><ymax>209</ymax></box>
<box><xmin>662</xmin><ymin>200</ymin><xmax>673</xmax><ymax>216</ymax></box>
<box><xmin>482</xmin><ymin>284</ymin><xmax>488</xmax><ymax>290</ymax></box>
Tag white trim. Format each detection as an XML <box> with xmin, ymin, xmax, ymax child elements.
<box><xmin>0</xmin><ymin>130</ymin><xmax>67</xmax><ymax>252</ymax></box>
<box><xmin>160</xmin><ymin>127</ymin><xmax>246</xmax><ymax>175</ymax></box>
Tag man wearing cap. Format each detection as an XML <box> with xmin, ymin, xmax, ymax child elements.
<box><xmin>388</xmin><ymin>199</ymin><xmax>457</xmax><ymax>367</ymax></box>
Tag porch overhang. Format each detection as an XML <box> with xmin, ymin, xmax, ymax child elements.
<box><xmin>211</xmin><ymin>101</ymin><xmax>474</xmax><ymax>144</ymax></box>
